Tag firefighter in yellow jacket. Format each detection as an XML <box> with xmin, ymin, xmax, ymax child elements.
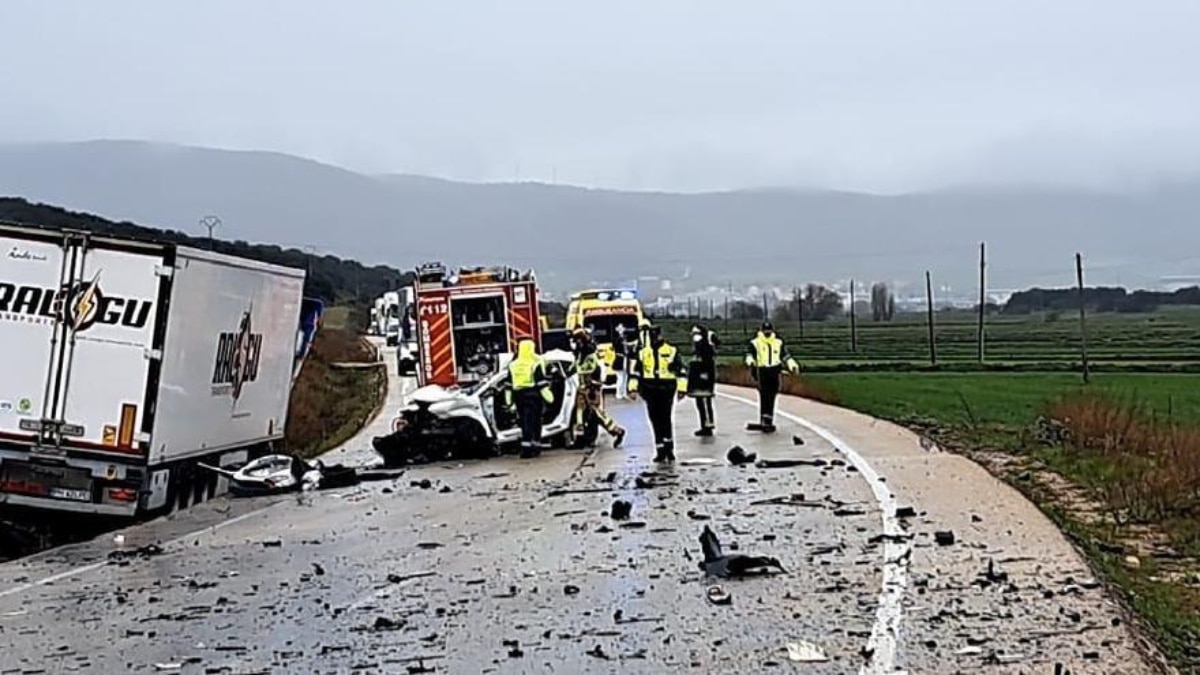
<box><xmin>744</xmin><ymin>320</ymin><xmax>798</xmax><ymax>433</ymax></box>
<box><xmin>506</xmin><ymin>339</ymin><xmax>554</xmax><ymax>458</ymax></box>
<box><xmin>571</xmin><ymin>329</ymin><xmax>626</xmax><ymax>449</ymax></box>
<box><xmin>628</xmin><ymin>324</ymin><xmax>688</xmax><ymax>462</ymax></box>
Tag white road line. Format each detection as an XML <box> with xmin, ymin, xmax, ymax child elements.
<box><xmin>717</xmin><ymin>391</ymin><xmax>910</xmax><ymax>675</ymax></box>
<box><xmin>0</xmin><ymin>503</ymin><xmax>278</xmax><ymax>600</ymax></box>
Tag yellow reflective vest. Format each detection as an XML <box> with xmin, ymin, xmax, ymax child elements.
<box><xmin>630</xmin><ymin>342</ymin><xmax>687</xmax><ymax>393</ymax></box>
<box><xmin>747</xmin><ymin>332</ymin><xmax>797</xmax><ymax>371</ymax></box>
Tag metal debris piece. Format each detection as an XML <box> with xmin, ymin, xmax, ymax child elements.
<box><xmin>934</xmin><ymin>531</ymin><xmax>956</xmax><ymax>546</ymax></box>
<box><xmin>791</xmin><ymin>435</ymin><xmax>805</xmax><ymax>446</ymax></box>
<box><xmin>411</xmin><ymin>479</ymin><xmax>433</xmax><ymax>490</ymax></box>
<box><xmin>686</xmin><ymin>510</ymin><xmax>711</xmax><ymax>521</ymax></box>
<box><xmin>786</xmin><ymin>641</ymin><xmax>829</xmax><ymax>663</ymax></box>
<box><xmin>386</xmin><ymin>571</ymin><xmax>437</xmax><ymax>584</ymax></box>
<box><xmin>585</xmin><ymin>645</ymin><xmax>610</xmax><ymax>660</ymax></box>
<box><xmin>679</xmin><ymin>458</ymin><xmax>717</xmax><ymax>466</ymax></box>
<box><xmin>154</xmin><ymin>664</ymin><xmax>183</xmax><ymax>672</ymax></box>
<box><xmin>563</xmin><ymin>584</ymin><xmax>581</xmax><ymax>596</ymax></box>
<box><xmin>610</xmin><ymin>500</ymin><xmax>632</xmax><ymax>521</ymax></box>
<box><xmin>895</xmin><ymin>506</ymin><xmax>917</xmax><ymax>519</ymax></box>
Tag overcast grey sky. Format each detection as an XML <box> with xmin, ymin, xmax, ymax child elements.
<box><xmin>3</xmin><ymin>1</ymin><xmax>1200</xmax><ymax>193</ymax></box>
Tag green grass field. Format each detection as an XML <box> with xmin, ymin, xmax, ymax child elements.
<box><xmin>658</xmin><ymin>308</ymin><xmax>1200</xmax><ymax>370</ymax></box>
<box><xmin>805</xmin><ymin>372</ymin><xmax>1200</xmax><ymax>427</ymax></box>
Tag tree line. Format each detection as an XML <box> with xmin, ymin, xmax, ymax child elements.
<box><xmin>0</xmin><ymin>198</ymin><xmax>410</xmax><ymax>306</ymax></box>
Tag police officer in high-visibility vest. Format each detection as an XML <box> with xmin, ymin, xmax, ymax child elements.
<box><xmin>571</xmin><ymin>329</ymin><xmax>626</xmax><ymax>449</ymax></box>
<box><xmin>506</xmin><ymin>339</ymin><xmax>554</xmax><ymax>458</ymax></box>
<box><xmin>744</xmin><ymin>320</ymin><xmax>798</xmax><ymax>433</ymax></box>
<box><xmin>628</xmin><ymin>324</ymin><xmax>688</xmax><ymax>462</ymax></box>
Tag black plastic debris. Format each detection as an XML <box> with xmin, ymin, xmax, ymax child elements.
<box><xmin>934</xmin><ymin>531</ymin><xmax>956</xmax><ymax>546</ymax></box>
<box><xmin>563</xmin><ymin>584</ymin><xmax>581</xmax><ymax>596</ymax></box>
<box><xmin>417</xmin><ymin>542</ymin><xmax>443</xmax><ymax>550</ymax></box>
<box><xmin>386</xmin><ymin>571</ymin><xmax>437</xmax><ymax>584</ymax></box>
<box><xmin>698</xmin><ymin>525</ymin><xmax>786</xmax><ymax>578</ymax></box>
<box><xmin>727</xmin><ymin>445</ymin><xmax>757</xmax><ymax>466</ymax></box>
<box><xmin>756</xmin><ymin>458</ymin><xmax>827</xmax><ymax>469</ymax></box>
<box><xmin>411</xmin><ymin>479</ymin><xmax>433</xmax><ymax>490</ymax></box>
<box><xmin>792</xmin><ymin>435</ymin><xmax>805</xmax><ymax>446</ymax></box>
<box><xmin>439</xmin><ymin>485</ymin><xmax>453</xmax><ymax>493</ymax></box>
<box><xmin>503</xmin><ymin>639</ymin><xmax>524</xmax><ymax>658</ymax></box>
<box><xmin>601</xmin><ymin>471</ymin><xmax>617</xmax><ymax>483</ymax></box>
<box><xmin>687</xmin><ymin>510</ymin><xmax>711</xmax><ymax>521</ymax></box>
<box><xmin>610</xmin><ymin>500</ymin><xmax>632</xmax><ymax>521</ymax></box>
<box><xmin>586</xmin><ymin>645</ymin><xmax>611</xmax><ymax>660</ymax></box>
<box><xmin>312</xmin><ymin>563</ymin><xmax>326</xmax><ymax>576</ymax></box>
<box><xmin>371</xmin><ymin>616</ymin><xmax>405</xmax><ymax>632</ymax></box>
<box><xmin>261</xmin><ymin>540</ymin><xmax>283</xmax><ymax>548</ymax></box>
<box><xmin>895</xmin><ymin>506</ymin><xmax>918</xmax><ymax>519</ymax></box>
<box><xmin>108</xmin><ymin>544</ymin><xmax>165</xmax><ymax>562</ymax></box>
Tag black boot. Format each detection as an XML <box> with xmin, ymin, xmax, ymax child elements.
<box><xmin>662</xmin><ymin>440</ymin><xmax>675</xmax><ymax>462</ymax></box>
<box><xmin>653</xmin><ymin>443</ymin><xmax>667</xmax><ymax>462</ymax></box>
<box><xmin>694</xmin><ymin>428</ymin><xmax>713</xmax><ymax>437</ymax></box>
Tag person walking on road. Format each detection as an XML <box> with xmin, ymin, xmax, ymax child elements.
<box><xmin>506</xmin><ymin>339</ymin><xmax>554</xmax><ymax>458</ymax></box>
<box><xmin>688</xmin><ymin>324</ymin><xmax>720</xmax><ymax>436</ymax></box>
<box><xmin>744</xmin><ymin>320</ymin><xmax>798</xmax><ymax>433</ymax></box>
<box><xmin>629</xmin><ymin>324</ymin><xmax>688</xmax><ymax>462</ymax></box>
<box><xmin>612</xmin><ymin>324</ymin><xmax>630</xmax><ymax>400</ymax></box>
<box><xmin>570</xmin><ymin>329</ymin><xmax>627</xmax><ymax>449</ymax></box>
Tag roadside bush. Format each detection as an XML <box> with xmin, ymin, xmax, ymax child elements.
<box><xmin>1048</xmin><ymin>393</ymin><xmax>1200</xmax><ymax>544</ymax></box>
<box><xmin>285</xmin><ymin>329</ymin><xmax>385</xmax><ymax>458</ymax></box>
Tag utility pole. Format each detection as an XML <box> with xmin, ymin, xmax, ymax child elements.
<box><xmin>199</xmin><ymin>215</ymin><xmax>221</xmax><ymax>251</ymax></box>
<box><xmin>1076</xmin><ymin>252</ymin><xmax>1090</xmax><ymax>384</ymax></box>
<box><xmin>795</xmin><ymin>286</ymin><xmax>804</xmax><ymax>339</ymax></box>
<box><xmin>849</xmin><ymin>279</ymin><xmax>857</xmax><ymax>353</ymax></box>
<box><xmin>926</xmin><ymin>270</ymin><xmax>937</xmax><ymax>366</ymax></box>
<box><xmin>978</xmin><ymin>242</ymin><xmax>986</xmax><ymax>363</ymax></box>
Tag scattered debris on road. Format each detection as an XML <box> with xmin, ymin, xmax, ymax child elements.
<box><xmin>108</xmin><ymin>543</ymin><xmax>165</xmax><ymax>563</ymax></box>
<box><xmin>756</xmin><ymin>458</ymin><xmax>827</xmax><ymax>469</ymax></box>
<box><xmin>934</xmin><ymin>531</ymin><xmax>957</xmax><ymax>546</ymax></box>
<box><xmin>706</xmin><ymin>585</ymin><xmax>732</xmax><ymax>606</ymax></box>
<box><xmin>610</xmin><ymin>500</ymin><xmax>632</xmax><ymax>521</ymax></box>
<box><xmin>411</xmin><ymin>479</ymin><xmax>433</xmax><ymax>490</ymax></box>
<box><xmin>792</xmin><ymin>435</ymin><xmax>805</xmax><ymax>446</ymax></box>
<box><xmin>727</xmin><ymin>445</ymin><xmax>757</xmax><ymax>466</ymax></box>
<box><xmin>895</xmin><ymin>506</ymin><xmax>918</xmax><ymax>519</ymax></box>
<box><xmin>386</xmin><ymin>571</ymin><xmax>437</xmax><ymax>584</ymax></box>
<box><xmin>563</xmin><ymin>584</ymin><xmax>581</xmax><ymax>596</ymax></box>
<box><xmin>699</xmin><ymin>525</ymin><xmax>786</xmax><ymax>578</ymax></box>
<box><xmin>786</xmin><ymin>641</ymin><xmax>829</xmax><ymax>663</ymax></box>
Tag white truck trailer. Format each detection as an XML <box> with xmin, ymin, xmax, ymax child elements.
<box><xmin>0</xmin><ymin>223</ymin><xmax>305</xmax><ymax>519</ymax></box>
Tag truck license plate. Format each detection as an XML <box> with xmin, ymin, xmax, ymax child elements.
<box><xmin>48</xmin><ymin>487</ymin><xmax>91</xmax><ymax>502</ymax></box>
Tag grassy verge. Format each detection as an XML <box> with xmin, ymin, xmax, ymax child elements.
<box><xmin>721</xmin><ymin>366</ymin><xmax>1200</xmax><ymax>670</ymax></box>
<box><xmin>285</xmin><ymin>328</ymin><xmax>386</xmax><ymax>459</ymax></box>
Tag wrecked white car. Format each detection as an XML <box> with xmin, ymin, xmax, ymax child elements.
<box><xmin>200</xmin><ymin>455</ymin><xmax>362</xmax><ymax>496</ymax></box>
<box><xmin>373</xmin><ymin>349</ymin><xmax>580</xmax><ymax>466</ymax></box>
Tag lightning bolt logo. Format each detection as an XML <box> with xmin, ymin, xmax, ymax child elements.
<box><xmin>70</xmin><ymin>271</ymin><xmax>102</xmax><ymax>331</ymax></box>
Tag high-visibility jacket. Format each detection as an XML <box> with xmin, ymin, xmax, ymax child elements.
<box><xmin>576</xmin><ymin>347</ymin><xmax>603</xmax><ymax>386</ymax></box>
<box><xmin>508</xmin><ymin>341</ymin><xmax>553</xmax><ymax>403</ymax></box>
<box><xmin>630</xmin><ymin>342</ymin><xmax>687</xmax><ymax>394</ymax></box>
<box><xmin>746</xmin><ymin>332</ymin><xmax>798</xmax><ymax>371</ymax></box>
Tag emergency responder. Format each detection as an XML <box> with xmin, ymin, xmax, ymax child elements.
<box><xmin>688</xmin><ymin>324</ymin><xmax>720</xmax><ymax>436</ymax></box>
<box><xmin>628</xmin><ymin>324</ymin><xmax>688</xmax><ymax>462</ymax></box>
<box><xmin>506</xmin><ymin>339</ymin><xmax>554</xmax><ymax>458</ymax></box>
<box><xmin>744</xmin><ymin>320</ymin><xmax>798</xmax><ymax>433</ymax></box>
<box><xmin>570</xmin><ymin>329</ymin><xmax>627</xmax><ymax>449</ymax></box>
<box><xmin>612</xmin><ymin>324</ymin><xmax>630</xmax><ymax>400</ymax></box>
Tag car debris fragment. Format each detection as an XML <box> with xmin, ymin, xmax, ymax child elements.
<box><xmin>610</xmin><ymin>500</ymin><xmax>632</xmax><ymax>520</ymax></box>
<box><xmin>108</xmin><ymin>543</ymin><xmax>165</xmax><ymax>562</ymax></box>
<box><xmin>698</xmin><ymin>525</ymin><xmax>786</xmax><ymax>578</ymax></box>
<box><xmin>791</xmin><ymin>435</ymin><xmax>805</xmax><ymax>445</ymax></box>
<box><xmin>706</xmin><ymin>585</ymin><xmax>732</xmax><ymax>606</ymax></box>
<box><xmin>934</xmin><ymin>531</ymin><xmax>956</xmax><ymax>546</ymax></box>
<box><xmin>726</xmin><ymin>445</ymin><xmax>757</xmax><ymax>465</ymax></box>
<box><xmin>756</xmin><ymin>458</ymin><xmax>827</xmax><ymax>469</ymax></box>
<box><xmin>786</xmin><ymin>641</ymin><xmax>829</xmax><ymax>663</ymax></box>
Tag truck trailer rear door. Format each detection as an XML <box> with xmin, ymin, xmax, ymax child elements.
<box><xmin>2</xmin><ymin>229</ymin><xmax>163</xmax><ymax>455</ymax></box>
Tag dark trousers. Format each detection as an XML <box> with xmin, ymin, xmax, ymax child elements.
<box><xmin>757</xmin><ymin>367</ymin><xmax>781</xmax><ymax>425</ymax></box>
<box><xmin>515</xmin><ymin>390</ymin><xmax>544</xmax><ymax>446</ymax></box>
<box><xmin>695</xmin><ymin>396</ymin><xmax>715</xmax><ymax>429</ymax></box>
<box><xmin>642</xmin><ymin>386</ymin><xmax>676</xmax><ymax>446</ymax></box>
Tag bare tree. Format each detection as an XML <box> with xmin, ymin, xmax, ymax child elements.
<box><xmin>871</xmin><ymin>282</ymin><xmax>895</xmax><ymax>322</ymax></box>
<box><xmin>802</xmin><ymin>284</ymin><xmax>844</xmax><ymax>321</ymax></box>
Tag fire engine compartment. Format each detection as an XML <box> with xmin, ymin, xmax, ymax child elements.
<box><xmin>450</xmin><ymin>293</ymin><xmax>508</xmax><ymax>383</ymax></box>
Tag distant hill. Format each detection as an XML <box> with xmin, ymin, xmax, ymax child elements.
<box><xmin>2</xmin><ymin>140</ymin><xmax>1198</xmax><ymax>293</ymax></box>
<box><xmin>0</xmin><ymin>197</ymin><xmax>409</xmax><ymax>307</ymax></box>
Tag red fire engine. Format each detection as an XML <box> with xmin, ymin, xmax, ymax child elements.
<box><xmin>412</xmin><ymin>262</ymin><xmax>543</xmax><ymax>387</ymax></box>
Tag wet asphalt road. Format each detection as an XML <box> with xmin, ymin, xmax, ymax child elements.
<box><xmin>0</xmin><ymin>352</ymin><xmax>1165</xmax><ymax>674</ymax></box>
